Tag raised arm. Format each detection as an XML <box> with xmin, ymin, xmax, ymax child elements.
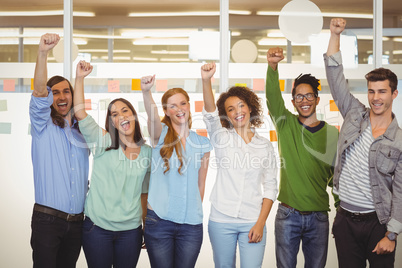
<box><xmin>201</xmin><ymin>62</ymin><xmax>216</xmax><ymax>112</ymax></box>
<box><xmin>141</xmin><ymin>75</ymin><xmax>162</xmax><ymax>147</ymax></box>
<box><xmin>73</xmin><ymin>61</ymin><xmax>93</xmax><ymax>121</ymax></box>
<box><xmin>33</xmin><ymin>33</ymin><xmax>60</xmax><ymax>97</ymax></box>
<box><xmin>327</xmin><ymin>18</ymin><xmax>346</xmax><ymax>57</ymax></box>
<box><xmin>267</xmin><ymin>47</ymin><xmax>284</xmax><ymax>71</ymax></box>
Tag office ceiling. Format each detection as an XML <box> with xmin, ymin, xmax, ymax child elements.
<box><xmin>1</xmin><ymin>0</ymin><xmax>401</xmax><ymax>29</ymax></box>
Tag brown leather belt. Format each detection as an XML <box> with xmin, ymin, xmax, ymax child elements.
<box><xmin>34</xmin><ymin>203</ymin><xmax>84</xmax><ymax>222</ymax></box>
<box><xmin>280</xmin><ymin>203</ymin><xmax>313</xmax><ymax>215</ymax></box>
<box><xmin>337</xmin><ymin>206</ymin><xmax>377</xmax><ymax>222</ymax></box>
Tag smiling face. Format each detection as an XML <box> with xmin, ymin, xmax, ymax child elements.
<box><xmin>291</xmin><ymin>83</ymin><xmax>320</xmax><ymax>119</ymax></box>
<box><xmin>51</xmin><ymin>80</ymin><xmax>73</xmax><ymax>117</ymax></box>
<box><xmin>164</xmin><ymin>93</ymin><xmax>190</xmax><ymax>127</ymax></box>
<box><xmin>224</xmin><ymin>96</ymin><xmax>251</xmax><ymax>129</ymax></box>
<box><xmin>110</xmin><ymin>100</ymin><xmax>136</xmax><ymax>139</ymax></box>
<box><xmin>368</xmin><ymin>80</ymin><xmax>398</xmax><ymax>117</ymax></box>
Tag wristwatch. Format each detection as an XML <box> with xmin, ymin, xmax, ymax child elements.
<box><xmin>387</xmin><ymin>232</ymin><xmax>398</xmax><ymax>241</ymax></box>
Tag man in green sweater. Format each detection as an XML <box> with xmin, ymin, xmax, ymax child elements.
<box><xmin>266</xmin><ymin>47</ymin><xmax>339</xmax><ymax>268</ymax></box>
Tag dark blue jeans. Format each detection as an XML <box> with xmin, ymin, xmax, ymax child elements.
<box><xmin>144</xmin><ymin>209</ymin><xmax>203</xmax><ymax>268</ymax></box>
<box><xmin>275</xmin><ymin>204</ymin><xmax>329</xmax><ymax>268</ymax></box>
<box><xmin>30</xmin><ymin>210</ymin><xmax>83</xmax><ymax>268</ymax></box>
<box><xmin>82</xmin><ymin>217</ymin><xmax>143</xmax><ymax>268</ymax></box>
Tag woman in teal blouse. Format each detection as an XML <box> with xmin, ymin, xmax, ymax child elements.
<box><xmin>73</xmin><ymin>61</ymin><xmax>151</xmax><ymax>268</ymax></box>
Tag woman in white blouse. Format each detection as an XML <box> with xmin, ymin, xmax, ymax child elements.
<box><xmin>201</xmin><ymin>63</ymin><xmax>278</xmax><ymax>268</ymax></box>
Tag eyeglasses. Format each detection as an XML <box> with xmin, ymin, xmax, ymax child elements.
<box><xmin>294</xmin><ymin>93</ymin><xmax>316</xmax><ymax>103</ymax></box>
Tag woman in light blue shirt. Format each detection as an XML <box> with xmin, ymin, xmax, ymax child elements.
<box><xmin>140</xmin><ymin>75</ymin><xmax>212</xmax><ymax>268</ymax></box>
<box><xmin>73</xmin><ymin>61</ymin><xmax>151</xmax><ymax>268</ymax></box>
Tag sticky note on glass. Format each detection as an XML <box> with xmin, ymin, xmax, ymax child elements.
<box><xmin>138</xmin><ymin>101</ymin><xmax>145</xmax><ymax>113</ymax></box>
<box><xmin>329</xmin><ymin>100</ymin><xmax>339</xmax><ymax>111</ymax></box>
<box><xmin>194</xmin><ymin>101</ymin><xmax>204</xmax><ymax>112</ymax></box>
<box><xmin>31</xmin><ymin>79</ymin><xmax>34</xmax><ymax>90</ymax></box>
<box><xmin>0</xmin><ymin>100</ymin><xmax>7</xmax><ymax>112</ymax></box>
<box><xmin>279</xmin><ymin>80</ymin><xmax>285</xmax><ymax>92</ymax></box>
<box><xmin>269</xmin><ymin>130</ymin><xmax>277</xmax><ymax>142</ymax></box>
<box><xmin>335</xmin><ymin>125</ymin><xmax>341</xmax><ymax>132</ymax></box>
<box><xmin>99</xmin><ymin>98</ymin><xmax>111</xmax><ymax>111</ymax></box>
<box><xmin>196</xmin><ymin>129</ymin><xmax>208</xmax><ymax>137</ymax></box>
<box><xmin>184</xmin><ymin>79</ymin><xmax>197</xmax><ymax>93</ymax></box>
<box><xmin>252</xmin><ymin>79</ymin><xmax>265</xmax><ymax>91</ymax></box>
<box><xmin>235</xmin><ymin>83</ymin><xmax>247</xmax><ymax>88</ymax></box>
<box><xmin>318</xmin><ymin>80</ymin><xmax>322</xmax><ymax>91</ymax></box>
<box><xmin>3</xmin><ymin>80</ymin><xmax>15</xmax><ymax>92</ymax></box>
<box><xmin>156</xmin><ymin>80</ymin><xmax>168</xmax><ymax>92</ymax></box>
<box><xmin>131</xmin><ymin>79</ymin><xmax>141</xmax><ymax>91</ymax></box>
<box><xmin>108</xmin><ymin>80</ymin><xmax>120</xmax><ymax>92</ymax></box>
<box><xmin>85</xmin><ymin>99</ymin><xmax>92</xmax><ymax>110</ymax></box>
<box><xmin>0</xmin><ymin>122</ymin><xmax>12</xmax><ymax>134</ymax></box>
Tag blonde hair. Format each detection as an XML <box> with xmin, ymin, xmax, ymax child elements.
<box><xmin>160</xmin><ymin>88</ymin><xmax>192</xmax><ymax>175</ymax></box>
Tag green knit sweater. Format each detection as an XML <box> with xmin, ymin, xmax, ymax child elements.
<box><xmin>266</xmin><ymin>65</ymin><xmax>339</xmax><ymax>212</ymax></box>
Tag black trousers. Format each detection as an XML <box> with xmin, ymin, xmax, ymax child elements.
<box><xmin>332</xmin><ymin>210</ymin><xmax>396</xmax><ymax>268</ymax></box>
<box><xmin>30</xmin><ymin>210</ymin><xmax>83</xmax><ymax>268</ymax></box>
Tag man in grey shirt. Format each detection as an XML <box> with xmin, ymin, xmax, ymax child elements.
<box><xmin>324</xmin><ymin>18</ymin><xmax>402</xmax><ymax>268</ymax></box>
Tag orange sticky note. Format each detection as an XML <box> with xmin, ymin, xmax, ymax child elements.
<box><xmin>131</xmin><ymin>79</ymin><xmax>141</xmax><ymax>91</ymax></box>
<box><xmin>108</xmin><ymin>80</ymin><xmax>120</xmax><ymax>92</ymax></box>
<box><xmin>196</xmin><ymin>129</ymin><xmax>208</xmax><ymax>137</ymax></box>
<box><xmin>3</xmin><ymin>80</ymin><xmax>15</xmax><ymax>92</ymax></box>
<box><xmin>252</xmin><ymin>79</ymin><xmax>265</xmax><ymax>92</ymax></box>
<box><xmin>318</xmin><ymin>80</ymin><xmax>322</xmax><ymax>91</ymax></box>
<box><xmin>279</xmin><ymin>80</ymin><xmax>285</xmax><ymax>92</ymax></box>
<box><xmin>194</xmin><ymin>101</ymin><xmax>204</xmax><ymax>112</ymax></box>
<box><xmin>31</xmin><ymin>78</ymin><xmax>34</xmax><ymax>90</ymax></box>
<box><xmin>85</xmin><ymin>99</ymin><xmax>92</xmax><ymax>110</ymax></box>
<box><xmin>269</xmin><ymin>130</ymin><xmax>277</xmax><ymax>142</ymax></box>
<box><xmin>335</xmin><ymin>125</ymin><xmax>341</xmax><ymax>132</ymax></box>
<box><xmin>156</xmin><ymin>80</ymin><xmax>168</xmax><ymax>92</ymax></box>
<box><xmin>329</xmin><ymin>100</ymin><xmax>339</xmax><ymax>112</ymax></box>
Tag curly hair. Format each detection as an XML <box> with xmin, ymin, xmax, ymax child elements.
<box><xmin>216</xmin><ymin>86</ymin><xmax>263</xmax><ymax>129</ymax></box>
<box><xmin>292</xmin><ymin>73</ymin><xmax>320</xmax><ymax>98</ymax></box>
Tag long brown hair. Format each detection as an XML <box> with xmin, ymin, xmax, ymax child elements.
<box><xmin>47</xmin><ymin>76</ymin><xmax>75</xmax><ymax>129</ymax></box>
<box><xmin>160</xmin><ymin>88</ymin><xmax>192</xmax><ymax>175</ymax></box>
<box><xmin>105</xmin><ymin>98</ymin><xmax>144</xmax><ymax>151</ymax></box>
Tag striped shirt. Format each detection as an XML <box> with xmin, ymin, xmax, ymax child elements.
<box><xmin>334</xmin><ymin>124</ymin><xmax>375</xmax><ymax>212</ymax></box>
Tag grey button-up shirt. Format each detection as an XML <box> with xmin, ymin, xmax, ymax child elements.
<box><xmin>324</xmin><ymin>51</ymin><xmax>402</xmax><ymax>234</ymax></box>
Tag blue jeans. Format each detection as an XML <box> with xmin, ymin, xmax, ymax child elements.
<box><xmin>144</xmin><ymin>209</ymin><xmax>203</xmax><ymax>268</ymax></box>
<box><xmin>208</xmin><ymin>220</ymin><xmax>267</xmax><ymax>268</ymax></box>
<box><xmin>82</xmin><ymin>217</ymin><xmax>142</xmax><ymax>268</ymax></box>
<box><xmin>275</xmin><ymin>204</ymin><xmax>329</xmax><ymax>268</ymax></box>
<box><xmin>31</xmin><ymin>210</ymin><xmax>83</xmax><ymax>268</ymax></box>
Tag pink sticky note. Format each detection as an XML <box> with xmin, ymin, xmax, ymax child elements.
<box><xmin>3</xmin><ymin>80</ymin><xmax>15</xmax><ymax>92</ymax></box>
<box><xmin>253</xmin><ymin>79</ymin><xmax>265</xmax><ymax>91</ymax></box>
<box><xmin>85</xmin><ymin>99</ymin><xmax>92</xmax><ymax>110</ymax></box>
<box><xmin>156</xmin><ymin>80</ymin><xmax>168</xmax><ymax>92</ymax></box>
<box><xmin>108</xmin><ymin>80</ymin><xmax>120</xmax><ymax>92</ymax></box>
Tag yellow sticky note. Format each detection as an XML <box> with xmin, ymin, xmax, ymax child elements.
<box><xmin>131</xmin><ymin>79</ymin><xmax>141</xmax><ymax>91</ymax></box>
<box><xmin>279</xmin><ymin>80</ymin><xmax>285</xmax><ymax>92</ymax></box>
<box><xmin>270</xmin><ymin>130</ymin><xmax>277</xmax><ymax>142</ymax></box>
<box><xmin>235</xmin><ymin>83</ymin><xmax>247</xmax><ymax>88</ymax></box>
<box><xmin>329</xmin><ymin>100</ymin><xmax>339</xmax><ymax>112</ymax></box>
<box><xmin>318</xmin><ymin>80</ymin><xmax>322</xmax><ymax>91</ymax></box>
<box><xmin>31</xmin><ymin>78</ymin><xmax>34</xmax><ymax>90</ymax></box>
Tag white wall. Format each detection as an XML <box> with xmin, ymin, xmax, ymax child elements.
<box><xmin>0</xmin><ymin>91</ymin><xmax>401</xmax><ymax>267</ymax></box>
